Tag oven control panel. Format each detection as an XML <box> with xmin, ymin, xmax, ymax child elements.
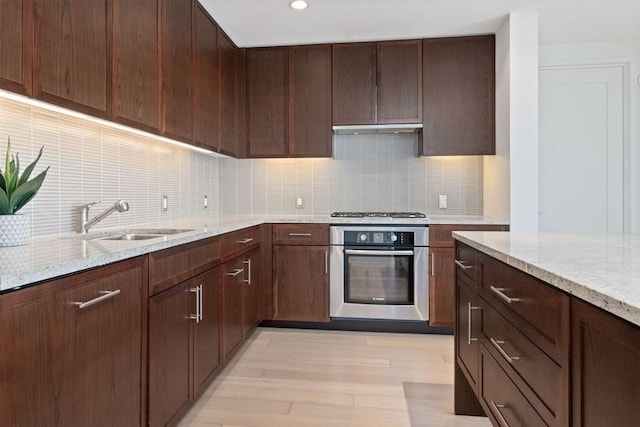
<box><xmin>344</xmin><ymin>231</ymin><xmax>414</xmax><ymax>246</ymax></box>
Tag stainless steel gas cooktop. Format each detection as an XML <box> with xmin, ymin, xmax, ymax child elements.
<box><xmin>330</xmin><ymin>212</ymin><xmax>426</xmax><ymax>218</ymax></box>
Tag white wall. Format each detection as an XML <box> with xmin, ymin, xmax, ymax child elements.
<box><xmin>539</xmin><ymin>40</ymin><xmax>640</xmax><ymax>233</ymax></box>
<box><xmin>484</xmin><ymin>12</ymin><xmax>539</xmax><ymax>231</ymax></box>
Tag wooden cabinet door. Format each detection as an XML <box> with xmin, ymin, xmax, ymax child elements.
<box><xmin>288</xmin><ymin>44</ymin><xmax>332</xmax><ymax>157</ymax></box>
<box><xmin>377</xmin><ymin>40</ymin><xmax>422</xmax><ymax>123</ymax></box>
<box><xmin>456</xmin><ymin>280</ymin><xmax>481</xmax><ymax>393</ymax></box>
<box><xmin>34</xmin><ymin>0</ymin><xmax>111</xmax><ymax>117</ymax></box>
<box><xmin>0</xmin><ymin>0</ymin><xmax>32</xmax><ymax>96</ymax></box>
<box><xmin>112</xmin><ymin>0</ymin><xmax>159</xmax><ymax>132</ymax></box>
<box><xmin>194</xmin><ymin>5</ymin><xmax>218</xmax><ymax>151</ymax></box>
<box><xmin>0</xmin><ymin>257</ymin><xmax>145</xmax><ymax>427</ymax></box>
<box><xmin>148</xmin><ymin>282</ymin><xmax>191</xmax><ymax>427</ymax></box>
<box><xmin>160</xmin><ymin>0</ymin><xmax>194</xmax><ymax>142</ymax></box>
<box><xmin>273</xmin><ymin>245</ymin><xmax>329</xmax><ymax>322</ymax></box>
<box><xmin>217</xmin><ymin>32</ymin><xmax>245</xmax><ymax>157</ymax></box>
<box><xmin>429</xmin><ymin>247</ymin><xmax>455</xmax><ymax>327</ymax></box>
<box><xmin>422</xmin><ymin>36</ymin><xmax>495</xmax><ymax>156</ymax></box>
<box><xmin>571</xmin><ymin>298</ymin><xmax>640</xmax><ymax>427</ymax></box>
<box><xmin>222</xmin><ymin>257</ymin><xmax>245</xmax><ymax>361</ymax></box>
<box><xmin>331</xmin><ymin>42</ymin><xmax>377</xmax><ymax>125</ymax></box>
<box><xmin>192</xmin><ymin>267</ymin><xmax>222</xmax><ymax>397</ymax></box>
<box><xmin>247</xmin><ymin>47</ymin><xmax>288</xmax><ymax>157</ymax></box>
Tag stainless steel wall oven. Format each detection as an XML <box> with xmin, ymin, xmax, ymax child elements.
<box><xmin>330</xmin><ymin>225</ymin><xmax>429</xmax><ymax>321</ymax></box>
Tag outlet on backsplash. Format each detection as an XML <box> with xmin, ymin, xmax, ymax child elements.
<box><xmin>204</xmin><ymin>195</ymin><xmax>208</xmax><ymax>209</ymax></box>
<box><xmin>438</xmin><ymin>195</ymin><xmax>448</xmax><ymax>209</ymax></box>
<box><xmin>161</xmin><ymin>195</ymin><xmax>168</xmax><ymax>212</ymax></box>
<box><xmin>296</xmin><ymin>196</ymin><xmax>304</xmax><ymax>209</ymax></box>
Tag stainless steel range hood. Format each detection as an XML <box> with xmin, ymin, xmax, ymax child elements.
<box><xmin>332</xmin><ymin>123</ymin><xmax>423</xmax><ymax>135</ymax></box>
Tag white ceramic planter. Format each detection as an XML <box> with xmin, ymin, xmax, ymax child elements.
<box><xmin>0</xmin><ymin>214</ymin><xmax>31</xmax><ymax>247</ymax></box>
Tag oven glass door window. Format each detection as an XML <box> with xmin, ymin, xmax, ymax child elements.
<box><xmin>344</xmin><ymin>250</ymin><xmax>414</xmax><ymax>305</ymax></box>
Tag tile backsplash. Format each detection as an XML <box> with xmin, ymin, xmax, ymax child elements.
<box><xmin>1</xmin><ymin>95</ymin><xmax>484</xmax><ymax>238</ymax></box>
<box><xmin>0</xmin><ymin>96</ymin><xmax>221</xmax><ymax>237</ymax></box>
<box><xmin>222</xmin><ymin>133</ymin><xmax>484</xmax><ymax>216</ymax></box>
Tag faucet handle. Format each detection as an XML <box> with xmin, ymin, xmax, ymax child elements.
<box><xmin>80</xmin><ymin>201</ymin><xmax>100</xmax><ymax>210</ymax></box>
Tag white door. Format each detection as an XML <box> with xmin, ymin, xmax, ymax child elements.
<box><xmin>538</xmin><ymin>66</ymin><xmax>625</xmax><ymax>233</ymax></box>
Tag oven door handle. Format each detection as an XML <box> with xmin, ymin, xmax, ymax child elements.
<box><xmin>344</xmin><ymin>249</ymin><xmax>414</xmax><ymax>256</ymax></box>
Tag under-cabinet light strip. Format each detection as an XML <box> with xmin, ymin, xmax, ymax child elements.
<box><xmin>0</xmin><ymin>89</ymin><xmax>228</xmax><ymax>158</ymax></box>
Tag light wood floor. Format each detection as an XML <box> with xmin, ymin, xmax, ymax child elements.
<box><xmin>178</xmin><ymin>327</ymin><xmax>491</xmax><ymax>427</ymax></box>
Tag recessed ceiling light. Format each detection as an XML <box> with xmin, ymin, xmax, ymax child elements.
<box><xmin>289</xmin><ymin>0</ymin><xmax>308</xmax><ymax>10</ymax></box>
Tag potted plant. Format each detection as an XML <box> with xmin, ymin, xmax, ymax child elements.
<box><xmin>0</xmin><ymin>138</ymin><xmax>49</xmax><ymax>246</ymax></box>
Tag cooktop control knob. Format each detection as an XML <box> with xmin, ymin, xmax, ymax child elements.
<box><xmin>359</xmin><ymin>233</ymin><xmax>368</xmax><ymax>242</ymax></box>
<box><xmin>391</xmin><ymin>234</ymin><xmax>398</xmax><ymax>242</ymax></box>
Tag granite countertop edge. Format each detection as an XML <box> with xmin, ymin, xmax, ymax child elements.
<box><xmin>453</xmin><ymin>231</ymin><xmax>640</xmax><ymax>328</ymax></box>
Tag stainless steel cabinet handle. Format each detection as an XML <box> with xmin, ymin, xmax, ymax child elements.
<box><xmin>490</xmin><ymin>401</ymin><xmax>510</xmax><ymax>427</ymax></box>
<box><xmin>237</xmin><ymin>238</ymin><xmax>254</xmax><ymax>244</ymax></box>
<box><xmin>243</xmin><ymin>259</ymin><xmax>252</xmax><ymax>284</ymax></box>
<box><xmin>467</xmin><ymin>302</ymin><xmax>481</xmax><ymax>345</ymax></box>
<box><xmin>490</xmin><ymin>337</ymin><xmax>520</xmax><ymax>364</ymax></box>
<box><xmin>454</xmin><ymin>259</ymin><xmax>472</xmax><ymax>270</ymax></box>
<box><xmin>288</xmin><ymin>232</ymin><xmax>312</xmax><ymax>237</ymax></box>
<box><xmin>490</xmin><ymin>286</ymin><xmax>521</xmax><ymax>304</ymax></box>
<box><xmin>75</xmin><ymin>290</ymin><xmax>120</xmax><ymax>309</ymax></box>
<box><xmin>189</xmin><ymin>286</ymin><xmax>202</xmax><ymax>323</ymax></box>
<box><xmin>198</xmin><ymin>285</ymin><xmax>203</xmax><ymax>322</ymax></box>
<box><xmin>325</xmin><ymin>251</ymin><xmax>328</xmax><ymax>275</ymax></box>
<box><xmin>431</xmin><ymin>252</ymin><xmax>435</xmax><ymax>276</ymax></box>
<box><xmin>345</xmin><ymin>249</ymin><xmax>414</xmax><ymax>256</ymax></box>
<box><xmin>226</xmin><ymin>268</ymin><xmax>244</xmax><ymax>277</ymax></box>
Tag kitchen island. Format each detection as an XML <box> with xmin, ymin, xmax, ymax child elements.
<box><xmin>452</xmin><ymin>231</ymin><xmax>640</xmax><ymax>427</ymax></box>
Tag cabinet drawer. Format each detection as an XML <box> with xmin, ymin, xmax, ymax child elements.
<box><xmin>480</xmin><ymin>253</ymin><xmax>569</xmax><ymax>362</ymax></box>
<box><xmin>272</xmin><ymin>223</ymin><xmax>328</xmax><ymax>245</ymax></box>
<box><xmin>479</xmin><ymin>345</ymin><xmax>547</xmax><ymax>427</ymax></box>
<box><xmin>149</xmin><ymin>237</ymin><xmax>221</xmax><ymax>296</ymax></box>
<box><xmin>221</xmin><ymin>227</ymin><xmax>260</xmax><ymax>260</ymax></box>
<box><xmin>455</xmin><ymin>242</ymin><xmax>479</xmax><ymax>285</ymax></box>
<box><xmin>483</xmin><ymin>304</ymin><xmax>566</xmax><ymax>425</ymax></box>
<box><xmin>431</xmin><ymin>224</ymin><xmax>508</xmax><ymax>248</ymax></box>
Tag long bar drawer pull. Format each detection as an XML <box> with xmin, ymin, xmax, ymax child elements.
<box><xmin>467</xmin><ymin>303</ymin><xmax>481</xmax><ymax>345</ymax></box>
<box><xmin>237</xmin><ymin>238</ymin><xmax>254</xmax><ymax>244</ymax></box>
<box><xmin>490</xmin><ymin>286</ymin><xmax>521</xmax><ymax>304</ymax></box>
<box><xmin>288</xmin><ymin>232</ymin><xmax>312</xmax><ymax>237</ymax></box>
<box><xmin>76</xmin><ymin>290</ymin><xmax>121</xmax><ymax>309</ymax></box>
<box><xmin>454</xmin><ymin>259</ymin><xmax>473</xmax><ymax>270</ymax></box>
<box><xmin>226</xmin><ymin>268</ymin><xmax>244</xmax><ymax>277</ymax></box>
<box><xmin>490</xmin><ymin>337</ymin><xmax>521</xmax><ymax>364</ymax></box>
<box><xmin>490</xmin><ymin>401</ymin><xmax>510</xmax><ymax>427</ymax></box>
<box><xmin>243</xmin><ymin>259</ymin><xmax>252</xmax><ymax>284</ymax></box>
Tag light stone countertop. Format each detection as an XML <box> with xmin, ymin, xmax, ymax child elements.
<box><xmin>0</xmin><ymin>214</ymin><xmax>507</xmax><ymax>293</ymax></box>
<box><xmin>453</xmin><ymin>231</ymin><xmax>640</xmax><ymax>327</ymax></box>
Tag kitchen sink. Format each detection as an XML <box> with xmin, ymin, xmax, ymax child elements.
<box><xmin>64</xmin><ymin>228</ymin><xmax>194</xmax><ymax>241</ymax></box>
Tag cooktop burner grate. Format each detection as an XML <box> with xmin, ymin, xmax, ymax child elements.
<box><xmin>330</xmin><ymin>212</ymin><xmax>426</xmax><ymax>218</ymax></box>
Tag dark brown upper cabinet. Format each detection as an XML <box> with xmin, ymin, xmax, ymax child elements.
<box><xmin>160</xmin><ymin>0</ymin><xmax>194</xmax><ymax>143</ymax></box>
<box><xmin>422</xmin><ymin>35</ymin><xmax>495</xmax><ymax>156</ymax></box>
<box><xmin>377</xmin><ymin>40</ymin><xmax>422</xmax><ymax>124</ymax></box>
<box><xmin>34</xmin><ymin>0</ymin><xmax>112</xmax><ymax>118</ymax></box>
<box><xmin>112</xmin><ymin>0</ymin><xmax>159</xmax><ymax>133</ymax></box>
<box><xmin>0</xmin><ymin>0</ymin><xmax>32</xmax><ymax>96</ymax></box>
<box><xmin>331</xmin><ymin>42</ymin><xmax>377</xmax><ymax>125</ymax></box>
<box><xmin>246</xmin><ymin>47</ymin><xmax>288</xmax><ymax>158</ymax></box>
<box><xmin>218</xmin><ymin>31</ymin><xmax>246</xmax><ymax>158</ymax></box>
<box><xmin>332</xmin><ymin>40</ymin><xmax>422</xmax><ymax>125</ymax></box>
<box><xmin>194</xmin><ymin>5</ymin><xmax>218</xmax><ymax>152</ymax></box>
<box><xmin>288</xmin><ymin>44</ymin><xmax>332</xmax><ymax>157</ymax></box>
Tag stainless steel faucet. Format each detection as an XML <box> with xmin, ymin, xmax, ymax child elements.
<box><xmin>77</xmin><ymin>200</ymin><xmax>130</xmax><ymax>234</ymax></box>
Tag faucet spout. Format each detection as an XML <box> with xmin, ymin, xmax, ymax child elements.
<box><xmin>78</xmin><ymin>200</ymin><xmax>129</xmax><ymax>234</ymax></box>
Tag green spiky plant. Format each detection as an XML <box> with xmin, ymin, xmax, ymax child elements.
<box><xmin>0</xmin><ymin>138</ymin><xmax>49</xmax><ymax>215</ymax></box>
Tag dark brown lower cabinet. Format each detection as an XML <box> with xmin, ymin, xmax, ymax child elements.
<box><xmin>222</xmin><ymin>256</ymin><xmax>245</xmax><ymax>361</ymax></box>
<box><xmin>429</xmin><ymin>247</ymin><xmax>455</xmax><ymax>327</ymax></box>
<box><xmin>148</xmin><ymin>267</ymin><xmax>221</xmax><ymax>427</ymax></box>
<box><xmin>571</xmin><ymin>298</ymin><xmax>640</xmax><ymax>427</ymax></box>
<box><xmin>0</xmin><ymin>257</ymin><xmax>146</xmax><ymax>427</ymax></box>
<box><xmin>456</xmin><ymin>278</ymin><xmax>481</xmax><ymax>393</ymax></box>
<box><xmin>242</xmin><ymin>249</ymin><xmax>261</xmax><ymax>336</ymax></box>
<box><xmin>273</xmin><ymin>245</ymin><xmax>329</xmax><ymax>322</ymax></box>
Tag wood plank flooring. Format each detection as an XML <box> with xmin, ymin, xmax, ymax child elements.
<box><xmin>178</xmin><ymin>327</ymin><xmax>490</xmax><ymax>427</ymax></box>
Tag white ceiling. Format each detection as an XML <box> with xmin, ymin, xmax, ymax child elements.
<box><xmin>200</xmin><ymin>0</ymin><xmax>640</xmax><ymax>47</ymax></box>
